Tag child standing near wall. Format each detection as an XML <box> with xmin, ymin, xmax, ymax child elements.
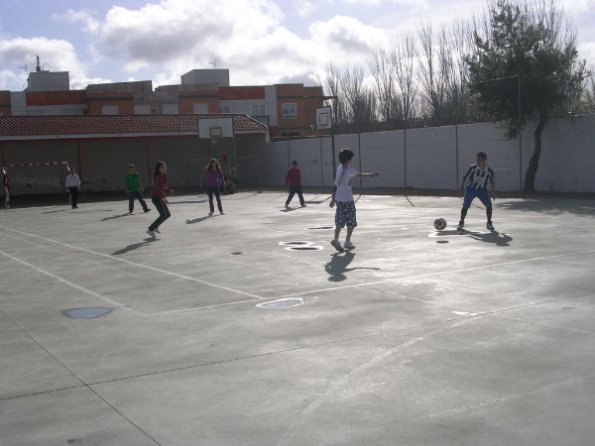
<box><xmin>329</xmin><ymin>149</ymin><xmax>379</xmax><ymax>252</ymax></box>
<box><xmin>285</xmin><ymin>160</ymin><xmax>306</xmax><ymax>208</ymax></box>
<box><xmin>66</xmin><ymin>167</ymin><xmax>81</xmax><ymax>209</ymax></box>
<box><xmin>147</xmin><ymin>161</ymin><xmax>173</xmax><ymax>237</ymax></box>
<box><xmin>2</xmin><ymin>167</ymin><xmax>10</xmax><ymax>209</ymax></box>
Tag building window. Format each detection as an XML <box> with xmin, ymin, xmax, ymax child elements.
<box><xmin>193</xmin><ymin>103</ymin><xmax>209</xmax><ymax>114</ymax></box>
<box><xmin>251</xmin><ymin>103</ymin><xmax>266</xmax><ymax>115</ymax></box>
<box><xmin>134</xmin><ymin>105</ymin><xmax>151</xmax><ymax>115</ymax></box>
<box><xmin>282</xmin><ymin>103</ymin><xmax>297</xmax><ymax>120</ymax></box>
<box><xmin>101</xmin><ymin>105</ymin><xmax>119</xmax><ymax>115</ymax></box>
<box><xmin>163</xmin><ymin>104</ymin><xmax>179</xmax><ymax>114</ymax></box>
<box><xmin>220</xmin><ymin>105</ymin><xmax>232</xmax><ymax>113</ymax></box>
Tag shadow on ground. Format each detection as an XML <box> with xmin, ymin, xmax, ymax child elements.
<box><xmin>498</xmin><ymin>199</ymin><xmax>595</xmax><ymax>216</ymax></box>
<box><xmin>112</xmin><ymin>238</ymin><xmax>158</xmax><ymax>255</ymax></box>
<box><xmin>324</xmin><ymin>251</ymin><xmax>380</xmax><ymax>282</ymax></box>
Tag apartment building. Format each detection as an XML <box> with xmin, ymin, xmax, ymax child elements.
<box><xmin>0</xmin><ymin>68</ymin><xmax>325</xmax><ymax>138</ymax></box>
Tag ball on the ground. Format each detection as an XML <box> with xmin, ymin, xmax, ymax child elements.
<box><xmin>434</xmin><ymin>218</ymin><xmax>447</xmax><ymax>231</ymax></box>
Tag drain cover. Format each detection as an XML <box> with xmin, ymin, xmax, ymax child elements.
<box><xmin>278</xmin><ymin>241</ymin><xmax>312</xmax><ymax>246</ymax></box>
<box><xmin>307</xmin><ymin>225</ymin><xmax>334</xmax><ymax>230</ymax></box>
<box><xmin>285</xmin><ymin>246</ymin><xmax>323</xmax><ymax>251</ymax></box>
<box><xmin>228</xmin><ymin>251</ymin><xmax>245</xmax><ymax>255</ymax></box>
<box><xmin>63</xmin><ymin>307</ymin><xmax>113</xmax><ymax>319</ymax></box>
<box><xmin>256</xmin><ymin>298</ymin><xmax>304</xmax><ymax>309</ymax></box>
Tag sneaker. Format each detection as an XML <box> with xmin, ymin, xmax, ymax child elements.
<box><xmin>129</xmin><ymin>211</ymin><xmax>133</xmax><ymax>214</ymax></box>
<box><xmin>300</xmin><ymin>203</ymin><xmax>306</xmax><ymax>207</ymax></box>
<box><xmin>154</xmin><ymin>228</ymin><xmax>161</xmax><ymax>234</ymax></box>
<box><xmin>208</xmin><ymin>211</ymin><xmax>213</xmax><ymax>217</ymax></box>
<box><xmin>486</xmin><ymin>221</ymin><xmax>495</xmax><ymax>231</ymax></box>
<box><xmin>285</xmin><ymin>203</ymin><xmax>290</xmax><ymax>209</ymax></box>
<box><xmin>219</xmin><ymin>211</ymin><xmax>225</xmax><ymax>215</ymax></box>
<box><xmin>330</xmin><ymin>239</ymin><xmax>344</xmax><ymax>252</ymax></box>
<box><xmin>144</xmin><ymin>208</ymin><xmax>151</xmax><ymax>213</ymax></box>
<box><xmin>146</xmin><ymin>229</ymin><xmax>156</xmax><ymax>237</ymax></box>
<box><xmin>344</xmin><ymin>241</ymin><xmax>356</xmax><ymax>250</ymax></box>
<box><xmin>457</xmin><ymin>220</ymin><xmax>464</xmax><ymax>231</ymax></box>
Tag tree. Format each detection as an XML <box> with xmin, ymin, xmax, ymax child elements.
<box><xmin>467</xmin><ymin>0</ymin><xmax>587</xmax><ymax>192</ymax></box>
<box><xmin>325</xmin><ymin>63</ymin><xmax>376</xmax><ymax>131</ymax></box>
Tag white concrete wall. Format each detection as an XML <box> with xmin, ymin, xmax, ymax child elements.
<box><xmin>264</xmin><ymin>114</ymin><xmax>595</xmax><ymax>193</ymax></box>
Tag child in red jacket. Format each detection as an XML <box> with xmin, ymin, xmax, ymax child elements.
<box><xmin>284</xmin><ymin>160</ymin><xmax>306</xmax><ymax>208</ymax></box>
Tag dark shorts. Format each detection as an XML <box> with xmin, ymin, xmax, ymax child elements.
<box><xmin>462</xmin><ymin>186</ymin><xmax>492</xmax><ymax>210</ymax></box>
<box><xmin>335</xmin><ymin>200</ymin><xmax>357</xmax><ymax>229</ymax></box>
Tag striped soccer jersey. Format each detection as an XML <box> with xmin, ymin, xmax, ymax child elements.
<box><xmin>463</xmin><ymin>163</ymin><xmax>495</xmax><ymax>190</ymax></box>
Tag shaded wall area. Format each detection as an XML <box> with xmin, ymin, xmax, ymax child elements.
<box><xmin>2</xmin><ymin>134</ymin><xmax>266</xmax><ymax>196</ymax></box>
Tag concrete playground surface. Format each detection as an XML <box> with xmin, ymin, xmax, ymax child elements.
<box><xmin>1</xmin><ymin>191</ymin><xmax>595</xmax><ymax>446</ymax></box>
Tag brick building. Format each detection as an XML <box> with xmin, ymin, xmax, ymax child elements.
<box><xmin>1</xmin><ymin>68</ymin><xmax>326</xmax><ymax>138</ymax></box>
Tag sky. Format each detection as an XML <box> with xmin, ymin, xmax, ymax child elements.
<box><xmin>0</xmin><ymin>0</ymin><xmax>594</xmax><ymax>91</ymax></box>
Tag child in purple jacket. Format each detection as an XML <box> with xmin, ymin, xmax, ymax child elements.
<box><xmin>201</xmin><ymin>159</ymin><xmax>225</xmax><ymax>216</ymax></box>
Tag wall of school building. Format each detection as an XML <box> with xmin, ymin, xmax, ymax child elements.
<box><xmin>258</xmin><ymin>113</ymin><xmax>595</xmax><ymax>193</ymax></box>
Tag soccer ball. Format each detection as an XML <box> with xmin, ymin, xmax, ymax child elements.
<box><xmin>434</xmin><ymin>218</ymin><xmax>447</xmax><ymax>231</ymax></box>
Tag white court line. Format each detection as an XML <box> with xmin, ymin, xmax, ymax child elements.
<box><xmin>0</xmin><ymin>225</ymin><xmax>264</xmax><ymax>302</ymax></box>
<box><xmin>0</xmin><ymin>249</ymin><xmax>141</xmax><ymax>315</ymax></box>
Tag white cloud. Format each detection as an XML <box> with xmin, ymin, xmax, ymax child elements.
<box><xmin>84</xmin><ymin>0</ymin><xmax>393</xmax><ymax>87</ymax></box>
<box><xmin>292</xmin><ymin>0</ymin><xmax>317</xmax><ymax>17</ymax></box>
<box><xmin>53</xmin><ymin>9</ymin><xmax>100</xmax><ymax>33</ymax></box>
<box><xmin>0</xmin><ymin>69</ymin><xmax>26</xmax><ymax>91</ymax></box>
<box><xmin>96</xmin><ymin>0</ymin><xmax>284</xmax><ymax>66</ymax></box>
<box><xmin>0</xmin><ymin>37</ymin><xmax>81</xmax><ymax>72</ymax></box>
<box><xmin>0</xmin><ymin>37</ymin><xmax>96</xmax><ymax>90</ymax></box>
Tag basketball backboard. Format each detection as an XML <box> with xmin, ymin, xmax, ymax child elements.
<box><xmin>316</xmin><ymin>106</ymin><xmax>332</xmax><ymax>130</ymax></box>
<box><xmin>198</xmin><ymin>117</ymin><xmax>234</xmax><ymax>139</ymax></box>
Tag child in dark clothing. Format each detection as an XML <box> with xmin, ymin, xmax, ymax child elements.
<box><xmin>147</xmin><ymin>161</ymin><xmax>173</xmax><ymax>237</ymax></box>
<box><xmin>285</xmin><ymin>160</ymin><xmax>306</xmax><ymax>208</ymax></box>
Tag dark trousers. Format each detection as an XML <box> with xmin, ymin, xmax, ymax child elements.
<box><xmin>149</xmin><ymin>197</ymin><xmax>170</xmax><ymax>230</ymax></box>
<box><xmin>128</xmin><ymin>191</ymin><xmax>149</xmax><ymax>213</ymax></box>
<box><xmin>69</xmin><ymin>187</ymin><xmax>79</xmax><ymax>208</ymax></box>
<box><xmin>206</xmin><ymin>186</ymin><xmax>223</xmax><ymax>212</ymax></box>
<box><xmin>286</xmin><ymin>185</ymin><xmax>305</xmax><ymax>206</ymax></box>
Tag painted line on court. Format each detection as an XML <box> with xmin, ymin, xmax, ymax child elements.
<box><xmin>0</xmin><ymin>225</ymin><xmax>264</xmax><ymax>303</ymax></box>
<box><xmin>0</xmin><ymin>249</ymin><xmax>140</xmax><ymax>315</ymax></box>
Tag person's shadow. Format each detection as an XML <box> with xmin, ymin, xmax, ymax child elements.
<box><xmin>186</xmin><ymin>216</ymin><xmax>212</xmax><ymax>224</ymax></box>
<box><xmin>101</xmin><ymin>213</ymin><xmax>131</xmax><ymax>221</ymax></box>
<box><xmin>467</xmin><ymin>230</ymin><xmax>513</xmax><ymax>246</ymax></box>
<box><xmin>324</xmin><ymin>252</ymin><xmax>380</xmax><ymax>282</ymax></box>
<box><xmin>112</xmin><ymin>237</ymin><xmax>158</xmax><ymax>255</ymax></box>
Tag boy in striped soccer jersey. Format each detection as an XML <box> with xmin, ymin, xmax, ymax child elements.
<box><xmin>457</xmin><ymin>152</ymin><xmax>496</xmax><ymax>231</ymax></box>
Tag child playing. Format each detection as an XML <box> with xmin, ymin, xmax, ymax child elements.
<box><xmin>201</xmin><ymin>159</ymin><xmax>225</xmax><ymax>216</ymax></box>
<box><xmin>125</xmin><ymin>163</ymin><xmax>150</xmax><ymax>214</ymax></box>
<box><xmin>284</xmin><ymin>160</ymin><xmax>306</xmax><ymax>208</ymax></box>
<box><xmin>2</xmin><ymin>167</ymin><xmax>10</xmax><ymax>209</ymax></box>
<box><xmin>457</xmin><ymin>151</ymin><xmax>496</xmax><ymax>231</ymax></box>
<box><xmin>147</xmin><ymin>161</ymin><xmax>173</xmax><ymax>237</ymax></box>
<box><xmin>65</xmin><ymin>167</ymin><xmax>81</xmax><ymax>209</ymax></box>
<box><xmin>329</xmin><ymin>149</ymin><xmax>379</xmax><ymax>252</ymax></box>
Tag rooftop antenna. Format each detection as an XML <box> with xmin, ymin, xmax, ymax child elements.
<box><xmin>35</xmin><ymin>55</ymin><xmax>41</xmax><ymax>72</ymax></box>
<box><xmin>209</xmin><ymin>59</ymin><xmax>217</xmax><ymax>69</ymax></box>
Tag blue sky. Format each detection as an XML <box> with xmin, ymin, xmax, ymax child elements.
<box><xmin>1</xmin><ymin>0</ymin><xmax>594</xmax><ymax>91</ymax></box>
